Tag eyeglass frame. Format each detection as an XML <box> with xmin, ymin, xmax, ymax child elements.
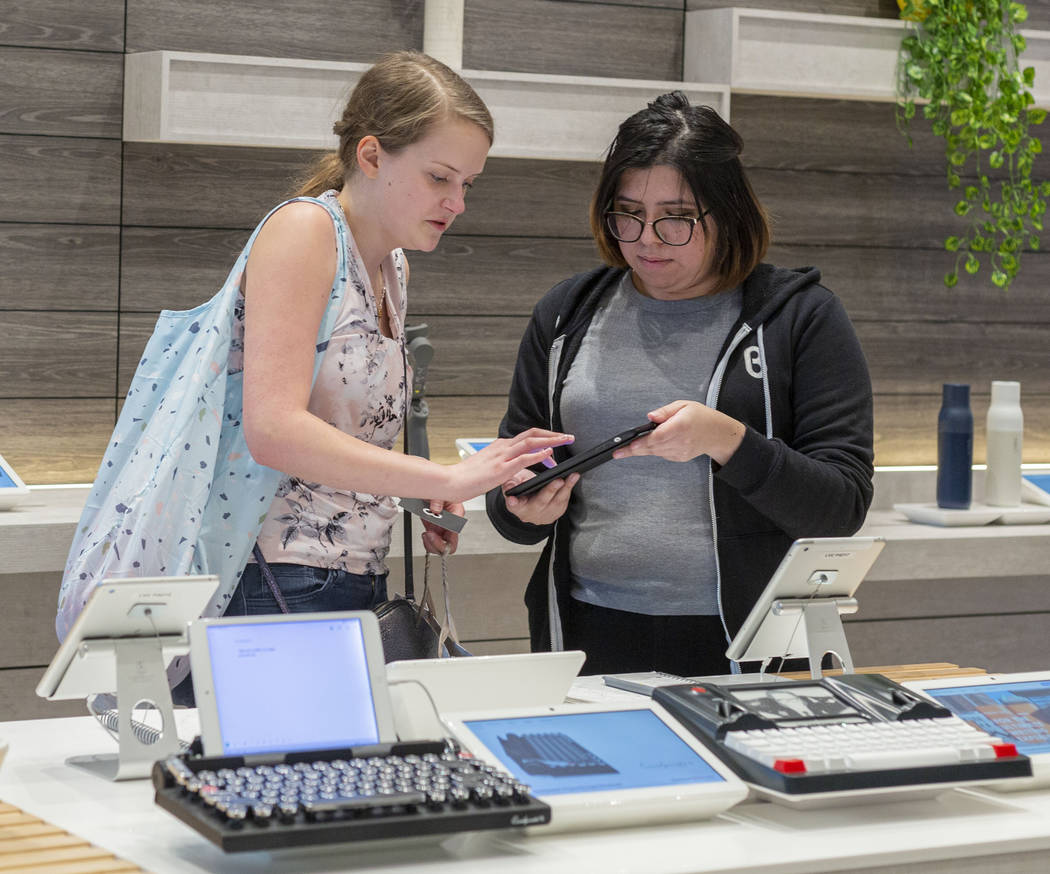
<box><xmin>603</xmin><ymin>209</ymin><xmax>710</xmax><ymax>246</ymax></box>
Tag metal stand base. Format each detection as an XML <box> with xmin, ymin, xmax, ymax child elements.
<box><xmin>772</xmin><ymin>597</ymin><xmax>858</xmax><ymax>680</ymax></box>
<box><xmin>67</xmin><ymin>637</ymin><xmax>180</xmax><ymax>781</ymax></box>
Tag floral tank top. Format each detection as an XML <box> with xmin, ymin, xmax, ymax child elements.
<box><xmin>251</xmin><ymin>190</ymin><xmax>409</xmax><ymax>575</ymax></box>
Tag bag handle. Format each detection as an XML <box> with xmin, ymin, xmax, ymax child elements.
<box><xmin>254</xmin><ymin>544</ymin><xmax>290</xmax><ymax>613</ymax></box>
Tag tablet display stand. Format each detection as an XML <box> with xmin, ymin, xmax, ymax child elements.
<box><xmin>67</xmin><ymin>636</ymin><xmax>181</xmax><ymax>781</ymax></box>
<box><xmin>36</xmin><ymin>575</ymin><xmax>221</xmax><ymax>782</ymax></box>
<box><xmin>724</xmin><ymin>537</ymin><xmax>886</xmax><ymax>681</ymax></box>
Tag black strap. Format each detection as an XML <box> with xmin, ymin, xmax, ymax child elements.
<box><xmin>401</xmin><ymin>341</ymin><xmax>414</xmax><ymax>601</ymax></box>
<box><xmin>253</xmin><ymin>543</ymin><xmax>290</xmax><ymax>613</ymax></box>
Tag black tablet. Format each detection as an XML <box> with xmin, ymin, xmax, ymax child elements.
<box><xmin>504</xmin><ymin>421</ymin><xmax>656</xmax><ymax>498</ymax></box>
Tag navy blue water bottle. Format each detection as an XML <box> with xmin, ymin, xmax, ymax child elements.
<box><xmin>936</xmin><ymin>383</ymin><xmax>973</xmax><ymax>509</ymax></box>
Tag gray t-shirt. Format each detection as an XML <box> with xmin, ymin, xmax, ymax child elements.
<box><xmin>561</xmin><ymin>273</ymin><xmax>742</xmax><ymax>615</ymax></box>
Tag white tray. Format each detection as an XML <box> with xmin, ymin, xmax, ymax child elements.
<box><xmin>894</xmin><ymin>502</ymin><xmax>1050</xmax><ymax>527</ymax></box>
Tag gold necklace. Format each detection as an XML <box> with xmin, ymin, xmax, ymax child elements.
<box><xmin>376</xmin><ymin>268</ymin><xmax>387</xmax><ymax>325</ymax></box>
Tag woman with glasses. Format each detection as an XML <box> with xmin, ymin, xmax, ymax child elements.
<box><xmin>485</xmin><ymin>91</ymin><xmax>874</xmax><ymax>677</ymax></box>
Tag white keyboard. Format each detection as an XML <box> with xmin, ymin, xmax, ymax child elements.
<box><xmin>724</xmin><ymin>717</ymin><xmax>1018</xmax><ymax>775</ymax></box>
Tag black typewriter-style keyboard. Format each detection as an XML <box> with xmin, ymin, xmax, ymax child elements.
<box><xmin>153</xmin><ymin>740</ymin><xmax>551</xmax><ymax>852</ymax></box>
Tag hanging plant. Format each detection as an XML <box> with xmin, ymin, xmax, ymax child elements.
<box><xmin>896</xmin><ymin>0</ymin><xmax>1048</xmax><ymax>289</ymax></box>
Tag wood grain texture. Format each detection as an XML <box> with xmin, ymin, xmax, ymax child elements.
<box><xmin>0</xmin><ymin>135</ymin><xmax>120</xmax><ymax>224</ymax></box>
<box><xmin>118</xmin><ymin>229</ymin><xmax>599</xmax><ymax>316</ymax></box>
<box><xmin>0</xmin><ymin>399</ymin><xmax>113</xmax><ymax>484</ymax></box>
<box><xmin>125</xmin><ymin>0</ymin><xmax>422</xmax><ymax>59</ymax></box>
<box><xmin>0</xmin><ymin>46</ymin><xmax>122</xmax><ymax>138</ymax></box>
<box><xmin>116</xmin><ymin>313</ymin><xmax>532</xmax><ymax>398</ymax></box>
<box><xmin>873</xmin><ymin>393</ymin><xmax>1050</xmax><ymax>466</ymax></box>
<box><xmin>119</xmin><ymin>227</ymin><xmax>248</xmax><ymax>313</ymax></box>
<box><xmin>558</xmin><ymin>0</ymin><xmax>682</xmax><ymax>8</ymax></box>
<box><xmin>754</xmin><ymin>168</ymin><xmax>972</xmax><ymax>248</ymax></box>
<box><xmin>121</xmin><ymin>142</ymin><xmax>310</xmax><ymax>229</ymax></box>
<box><xmin>0</xmin><ymin>312</ymin><xmax>117</xmax><ymax>398</ymax></box>
<box><xmin>0</xmin><ymin>0</ymin><xmax>124</xmax><ymax>51</ymax></box>
<box><xmin>846</xmin><ymin>612</ymin><xmax>1050</xmax><ymax>674</ymax></box>
<box><xmin>0</xmin><ymin>224</ymin><xmax>119</xmax><ymax>310</ymax></box>
<box><xmin>122</xmin><ymin>144</ymin><xmax>601</xmax><ymax>238</ymax></box>
<box><xmin>685</xmin><ymin>0</ymin><xmax>900</xmax><ymax>16</ymax></box>
<box><xmin>733</xmin><ymin>93</ymin><xmax>947</xmax><ymax>176</ymax></box>
<box><xmin>857</xmin><ymin>321</ymin><xmax>1050</xmax><ymax>394</ymax></box>
<box><xmin>464</xmin><ymin>0</ymin><xmax>683</xmax><ymax>80</ymax></box>
<box><xmin>768</xmin><ymin>243</ymin><xmax>1050</xmax><ymax>324</ymax></box>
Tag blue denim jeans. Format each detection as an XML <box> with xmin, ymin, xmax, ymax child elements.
<box><xmin>170</xmin><ymin>561</ymin><xmax>387</xmax><ymax>705</ymax></box>
<box><xmin>224</xmin><ymin>561</ymin><xmax>388</xmax><ymax>616</ymax></box>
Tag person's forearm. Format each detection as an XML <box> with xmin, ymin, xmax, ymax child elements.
<box><xmin>246</xmin><ymin>409</ymin><xmax>452</xmax><ymax>499</ymax></box>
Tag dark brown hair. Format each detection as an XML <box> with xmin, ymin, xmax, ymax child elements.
<box><xmin>589</xmin><ymin>91</ymin><xmax>770</xmax><ymax>293</ymax></box>
<box><xmin>296</xmin><ymin>51</ymin><xmax>494</xmax><ymax>197</ymax></box>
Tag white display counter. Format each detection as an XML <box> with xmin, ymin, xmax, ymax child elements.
<box><xmin>4</xmin><ymin>710</ymin><xmax>1050</xmax><ymax>874</ymax></box>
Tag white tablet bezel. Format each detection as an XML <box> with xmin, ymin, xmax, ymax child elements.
<box><xmin>386</xmin><ymin>650</ymin><xmax>586</xmax><ymax>710</ymax></box>
<box><xmin>442</xmin><ymin>699</ymin><xmax>747</xmax><ymax>829</ymax></box>
<box><xmin>902</xmin><ymin>671</ymin><xmax>1050</xmax><ymax>790</ymax></box>
<box><xmin>189</xmin><ymin>611</ymin><xmax>397</xmax><ymax>756</ymax></box>
<box><xmin>36</xmin><ymin>575</ymin><xmax>221</xmax><ymax>700</ymax></box>
<box><xmin>726</xmin><ymin>536</ymin><xmax>886</xmax><ymax>664</ymax></box>
<box><xmin>0</xmin><ymin>451</ymin><xmax>30</xmax><ymax>509</ymax></box>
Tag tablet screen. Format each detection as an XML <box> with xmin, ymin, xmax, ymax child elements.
<box><xmin>204</xmin><ymin>616</ymin><xmax>380</xmax><ymax>756</ymax></box>
<box><xmin>0</xmin><ymin>464</ymin><xmax>18</xmax><ymax>489</ymax></box>
<box><xmin>921</xmin><ymin>680</ymin><xmax>1050</xmax><ymax>755</ymax></box>
<box><xmin>462</xmin><ymin>708</ymin><xmax>725</xmax><ymax>796</ymax></box>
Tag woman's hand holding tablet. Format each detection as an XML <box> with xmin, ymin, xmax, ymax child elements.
<box><xmin>504</xmin><ymin>422</ymin><xmax>657</xmax><ymax>499</ymax></box>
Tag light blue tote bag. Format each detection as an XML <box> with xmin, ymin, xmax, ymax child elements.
<box><xmin>57</xmin><ymin>193</ymin><xmax>351</xmax><ymax>641</ymax></box>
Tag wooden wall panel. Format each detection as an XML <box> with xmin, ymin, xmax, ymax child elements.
<box><xmin>0</xmin><ymin>47</ymin><xmax>122</xmax><ymax>138</ymax></box>
<box><xmin>733</xmin><ymin>94</ymin><xmax>946</xmax><ymax>176</ymax></box>
<box><xmin>0</xmin><ymin>135</ymin><xmax>120</xmax><ymax>225</ymax></box>
<box><xmin>768</xmin><ymin>243</ymin><xmax>1050</xmax><ymax>324</ymax></box>
<box><xmin>125</xmin><ymin>0</ymin><xmax>422</xmax><ymax>60</ymax></box>
<box><xmin>566</xmin><ymin>0</ymin><xmax>681</xmax><ymax>8</ymax></box>
<box><xmin>417</xmin><ymin>391</ymin><xmax>1050</xmax><ymax>470</ymax></box>
<box><xmin>122</xmin><ymin>144</ymin><xmax>601</xmax><ymax>238</ymax></box>
<box><xmin>120</xmin><ymin>228</ymin><xmax>598</xmax><ymax>316</ymax></box>
<box><xmin>753</xmin><ymin>168</ymin><xmax>969</xmax><ymax>248</ymax></box>
<box><xmin>121</xmin><ymin>142</ymin><xmax>310</xmax><ymax>229</ymax></box>
<box><xmin>0</xmin><ymin>399</ymin><xmax>113</xmax><ymax>483</ymax></box>
<box><xmin>0</xmin><ymin>225</ymin><xmax>119</xmax><ymax>310</ymax></box>
<box><xmin>874</xmin><ymin>394</ymin><xmax>1050</xmax><ymax>466</ymax></box>
<box><xmin>0</xmin><ymin>312</ymin><xmax>117</xmax><ymax>398</ymax></box>
<box><xmin>119</xmin><ymin>227</ymin><xmax>248</xmax><ymax>313</ymax></box>
<box><xmin>116</xmin><ymin>313</ymin><xmax>533</xmax><ymax>398</ymax></box>
<box><xmin>685</xmin><ymin>1</ymin><xmax>899</xmax><ymax>16</ymax></box>
<box><xmin>858</xmin><ymin>322</ymin><xmax>1050</xmax><ymax>395</ymax></box>
<box><xmin>0</xmin><ymin>0</ymin><xmax>124</xmax><ymax>51</ymax></box>
<box><xmin>464</xmin><ymin>0</ymin><xmax>683</xmax><ymax>79</ymax></box>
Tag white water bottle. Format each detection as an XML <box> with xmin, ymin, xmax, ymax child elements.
<box><xmin>985</xmin><ymin>380</ymin><xmax>1023</xmax><ymax>506</ymax></box>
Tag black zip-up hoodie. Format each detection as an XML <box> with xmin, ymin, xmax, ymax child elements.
<box><xmin>486</xmin><ymin>264</ymin><xmax>874</xmax><ymax>654</ymax></box>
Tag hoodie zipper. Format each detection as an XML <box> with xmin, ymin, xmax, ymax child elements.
<box><xmin>705</xmin><ymin>322</ymin><xmax>754</xmax><ymax>652</ymax></box>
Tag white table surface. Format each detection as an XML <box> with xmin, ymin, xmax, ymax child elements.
<box><xmin>5</xmin><ymin>711</ymin><xmax>1050</xmax><ymax>874</ymax></box>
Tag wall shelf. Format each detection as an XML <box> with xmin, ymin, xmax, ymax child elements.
<box><xmin>685</xmin><ymin>6</ymin><xmax>1050</xmax><ymax>106</ymax></box>
<box><xmin>123</xmin><ymin>51</ymin><xmax>729</xmax><ymax>161</ymax></box>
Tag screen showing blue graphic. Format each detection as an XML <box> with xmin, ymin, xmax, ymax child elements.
<box><xmin>468</xmin><ymin>440</ymin><xmax>493</xmax><ymax>453</ymax></box>
<box><xmin>206</xmin><ymin>616</ymin><xmax>379</xmax><ymax>756</ymax></box>
<box><xmin>0</xmin><ymin>463</ymin><xmax>18</xmax><ymax>488</ymax></box>
<box><xmin>924</xmin><ymin>680</ymin><xmax>1050</xmax><ymax>755</ymax></box>
<box><xmin>1023</xmin><ymin>473</ymin><xmax>1050</xmax><ymax>496</ymax></box>
<box><xmin>464</xmin><ymin>709</ymin><xmax>724</xmax><ymax>796</ymax></box>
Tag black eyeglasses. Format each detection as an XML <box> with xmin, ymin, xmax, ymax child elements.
<box><xmin>604</xmin><ymin>210</ymin><xmax>708</xmax><ymax>246</ymax></box>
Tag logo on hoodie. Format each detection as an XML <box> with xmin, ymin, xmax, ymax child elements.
<box><xmin>744</xmin><ymin>345</ymin><xmax>764</xmax><ymax>379</ymax></box>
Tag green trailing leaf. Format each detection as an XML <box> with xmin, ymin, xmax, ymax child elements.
<box><xmin>896</xmin><ymin>0</ymin><xmax>1044</xmax><ymax>290</ymax></box>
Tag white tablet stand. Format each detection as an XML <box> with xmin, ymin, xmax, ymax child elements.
<box><xmin>770</xmin><ymin>596</ymin><xmax>859</xmax><ymax>680</ymax></box>
<box><xmin>66</xmin><ymin>637</ymin><xmax>181</xmax><ymax>781</ymax></box>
